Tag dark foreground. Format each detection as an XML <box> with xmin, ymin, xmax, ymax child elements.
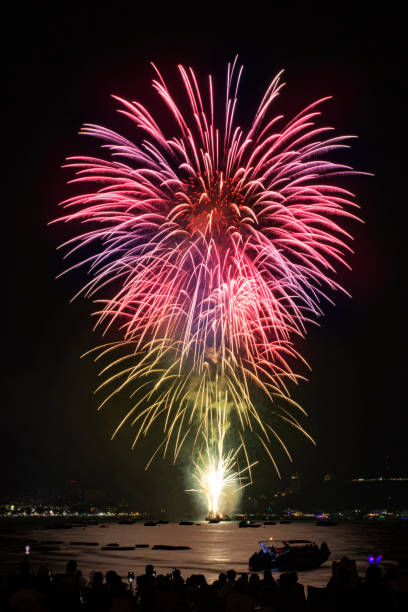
<box><xmin>1</xmin><ymin>557</ymin><xmax>407</xmax><ymax>611</ymax></box>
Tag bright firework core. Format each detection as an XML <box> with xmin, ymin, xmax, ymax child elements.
<box><xmin>188</xmin><ymin>437</ymin><xmax>257</xmax><ymax>517</ymax></box>
<box><xmin>180</xmin><ymin>172</ymin><xmax>244</xmax><ymax>238</ymax></box>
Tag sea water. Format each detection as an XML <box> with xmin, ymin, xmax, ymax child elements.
<box><xmin>1</xmin><ymin>521</ymin><xmax>407</xmax><ymax>587</ymax></box>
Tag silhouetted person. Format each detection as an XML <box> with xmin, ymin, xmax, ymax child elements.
<box><xmin>106</xmin><ymin>570</ymin><xmax>128</xmax><ymax>601</ymax></box>
<box><xmin>9</xmin><ymin>561</ymin><xmax>45</xmax><ymax>612</ymax></box>
<box><xmin>225</xmin><ymin>577</ymin><xmax>254</xmax><ymax>612</ymax></box>
<box><xmin>137</xmin><ymin>564</ymin><xmax>157</xmax><ymax>611</ymax></box>
<box><xmin>213</xmin><ymin>572</ymin><xmax>226</xmax><ymax>593</ymax></box>
<box><xmin>85</xmin><ymin>571</ymin><xmax>111</xmax><ymax>611</ymax></box>
<box><xmin>261</xmin><ymin>568</ymin><xmax>276</xmax><ymax>586</ymax></box>
<box><xmin>35</xmin><ymin>567</ymin><xmax>53</xmax><ymax>608</ymax></box>
<box><xmin>362</xmin><ymin>565</ymin><xmax>395</xmax><ymax>610</ymax></box>
<box><xmin>195</xmin><ymin>574</ymin><xmax>216</xmax><ymax>611</ymax></box>
<box><xmin>53</xmin><ymin>560</ymin><xmax>82</xmax><ymax>611</ymax></box>
<box><xmin>220</xmin><ymin>569</ymin><xmax>236</xmax><ymax>606</ymax></box>
<box><xmin>259</xmin><ymin>568</ymin><xmax>277</xmax><ymax>609</ymax></box>
<box><xmin>277</xmin><ymin>571</ymin><xmax>306</xmax><ymax>611</ymax></box>
<box><xmin>326</xmin><ymin>564</ymin><xmax>357</xmax><ymax>611</ymax></box>
<box><xmin>248</xmin><ymin>572</ymin><xmax>261</xmax><ymax>600</ymax></box>
<box><xmin>171</xmin><ymin>568</ymin><xmax>184</xmax><ymax>587</ymax></box>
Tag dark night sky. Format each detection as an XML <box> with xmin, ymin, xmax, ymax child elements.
<box><xmin>4</xmin><ymin>9</ymin><xmax>406</xmax><ymax>506</ymax></box>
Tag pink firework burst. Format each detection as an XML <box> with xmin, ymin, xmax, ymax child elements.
<box><xmin>54</xmin><ymin>59</ymin><xmax>364</xmax><ymax>462</ymax></box>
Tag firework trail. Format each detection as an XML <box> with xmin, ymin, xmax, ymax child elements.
<box><xmin>54</xmin><ymin>59</ymin><xmax>363</xmax><ymax>508</ymax></box>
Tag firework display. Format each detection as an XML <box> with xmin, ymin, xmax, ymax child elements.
<box><xmin>55</xmin><ymin>59</ymin><xmax>361</xmax><ymax>514</ymax></box>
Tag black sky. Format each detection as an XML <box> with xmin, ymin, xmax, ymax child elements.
<box><xmin>4</xmin><ymin>9</ymin><xmax>406</xmax><ymax>505</ymax></box>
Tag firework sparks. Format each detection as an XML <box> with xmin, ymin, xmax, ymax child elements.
<box><xmin>191</xmin><ymin>450</ymin><xmax>248</xmax><ymax>517</ymax></box>
<box><xmin>188</xmin><ymin>424</ymin><xmax>257</xmax><ymax>517</ymax></box>
<box><xmin>54</xmin><ymin>59</ymin><xmax>364</xmax><ymax>509</ymax></box>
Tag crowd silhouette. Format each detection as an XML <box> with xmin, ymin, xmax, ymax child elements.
<box><xmin>0</xmin><ymin>556</ymin><xmax>407</xmax><ymax>611</ymax></box>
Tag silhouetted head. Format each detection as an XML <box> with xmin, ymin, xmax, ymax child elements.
<box><xmin>263</xmin><ymin>568</ymin><xmax>275</xmax><ymax>584</ymax></box>
<box><xmin>238</xmin><ymin>572</ymin><xmax>248</xmax><ymax>583</ymax></box>
<box><xmin>186</xmin><ymin>575</ymin><xmax>194</xmax><ymax>588</ymax></box>
<box><xmin>289</xmin><ymin>571</ymin><xmax>298</xmax><ymax>584</ymax></box>
<box><xmin>226</xmin><ymin>569</ymin><xmax>236</xmax><ymax>582</ymax></box>
<box><xmin>145</xmin><ymin>564</ymin><xmax>154</xmax><ymax>576</ymax></box>
<box><xmin>93</xmin><ymin>572</ymin><xmax>103</xmax><ymax>585</ymax></box>
<box><xmin>249</xmin><ymin>574</ymin><xmax>260</xmax><ymax>586</ymax></box>
<box><xmin>279</xmin><ymin>573</ymin><xmax>292</xmax><ymax>589</ymax></box>
<box><xmin>66</xmin><ymin>560</ymin><xmax>77</xmax><ymax>575</ymax></box>
<box><xmin>218</xmin><ymin>572</ymin><xmax>227</xmax><ymax>585</ymax></box>
<box><xmin>197</xmin><ymin>574</ymin><xmax>207</xmax><ymax>588</ymax></box>
<box><xmin>106</xmin><ymin>570</ymin><xmax>117</xmax><ymax>584</ymax></box>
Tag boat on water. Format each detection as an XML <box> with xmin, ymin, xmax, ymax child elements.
<box><xmin>101</xmin><ymin>545</ymin><xmax>135</xmax><ymax>551</ymax></box>
<box><xmin>249</xmin><ymin>540</ymin><xmax>330</xmax><ymax>571</ymax></box>
<box><xmin>179</xmin><ymin>521</ymin><xmax>194</xmax><ymax>526</ymax></box>
<box><xmin>239</xmin><ymin>520</ymin><xmax>262</xmax><ymax>528</ymax></box>
<box><xmin>152</xmin><ymin>544</ymin><xmax>191</xmax><ymax>550</ymax></box>
<box><xmin>263</xmin><ymin>521</ymin><xmax>276</xmax><ymax>526</ymax></box>
<box><xmin>144</xmin><ymin>521</ymin><xmax>157</xmax><ymax>526</ymax></box>
<box><xmin>205</xmin><ymin>514</ymin><xmax>231</xmax><ymax>522</ymax></box>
